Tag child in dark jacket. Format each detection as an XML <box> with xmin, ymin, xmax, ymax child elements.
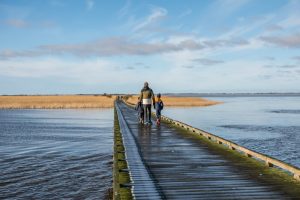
<box><xmin>155</xmin><ymin>93</ymin><xmax>164</xmax><ymax>125</ymax></box>
<box><xmin>135</xmin><ymin>97</ymin><xmax>144</xmax><ymax>124</ymax></box>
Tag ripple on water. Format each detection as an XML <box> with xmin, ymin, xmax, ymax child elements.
<box><xmin>0</xmin><ymin>109</ymin><xmax>113</xmax><ymax>200</ymax></box>
<box><xmin>220</xmin><ymin>124</ymin><xmax>300</xmax><ymax>166</ymax></box>
<box><xmin>269</xmin><ymin>109</ymin><xmax>300</xmax><ymax>114</ymax></box>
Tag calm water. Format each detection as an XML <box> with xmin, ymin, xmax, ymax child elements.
<box><xmin>164</xmin><ymin>96</ymin><xmax>300</xmax><ymax>167</ymax></box>
<box><xmin>0</xmin><ymin>109</ymin><xmax>113</xmax><ymax>199</ymax></box>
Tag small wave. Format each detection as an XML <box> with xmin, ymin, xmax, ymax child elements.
<box><xmin>269</xmin><ymin>109</ymin><xmax>300</xmax><ymax>114</ymax></box>
<box><xmin>219</xmin><ymin>125</ymin><xmax>275</xmax><ymax>132</ymax></box>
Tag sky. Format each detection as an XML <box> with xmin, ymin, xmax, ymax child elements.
<box><xmin>0</xmin><ymin>0</ymin><xmax>300</xmax><ymax>94</ymax></box>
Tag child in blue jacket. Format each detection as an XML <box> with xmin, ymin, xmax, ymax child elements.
<box><xmin>155</xmin><ymin>93</ymin><xmax>164</xmax><ymax>125</ymax></box>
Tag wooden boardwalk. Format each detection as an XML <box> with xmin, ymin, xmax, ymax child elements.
<box><xmin>115</xmin><ymin>101</ymin><xmax>299</xmax><ymax>199</ymax></box>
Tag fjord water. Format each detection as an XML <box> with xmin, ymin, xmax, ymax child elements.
<box><xmin>164</xmin><ymin>96</ymin><xmax>300</xmax><ymax>167</ymax></box>
<box><xmin>0</xmin><ymin>109</ymin><xmax>113</xmax><ymax>199</ymax></box>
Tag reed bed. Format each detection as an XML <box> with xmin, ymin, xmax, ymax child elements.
<box><xmin>0</xmin><ymin>95</ymin><xmax>221</xmax><ymax>109</ymax></box>
<box><xmin>0</xmin><ymin>95</ymin><xmax>116</xmax><ymax>109</ymax></box>
<box><xmin>126</xmin><ymin>95</ymin><xmax>221</xmax><ymax>107</ymax></box>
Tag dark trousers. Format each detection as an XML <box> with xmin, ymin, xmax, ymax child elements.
<box><xmin>156</xmin><ymin>110</ymin><xmax>161</xmax><ymax>118</ymax></box>
<box><xmin>143</xmin><ymin>104</ymin><xmax>152</xmax><ymax>122</ymax></box>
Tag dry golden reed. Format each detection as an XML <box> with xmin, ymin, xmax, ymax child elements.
<box><xmin>0</xmin><ymin>95</ymin><xmax>116</xmax><ymax>109</ymax></box>
<box><xmin>126</xmin><ymin>95</ymin><xmax>221</xmax><ymax>107</ymax></box>
<box><xmin>0</xmin><ymin>95</ymin><xmax>221</xmax><ymax>109</ymax></box>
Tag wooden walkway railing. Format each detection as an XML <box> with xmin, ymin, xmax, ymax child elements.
<box><xmin>160</xmin><ymin>114</ymin><xmax>300</xmax><ymax>181</ymax></box>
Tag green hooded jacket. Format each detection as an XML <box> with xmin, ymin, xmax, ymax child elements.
<box><xmin>139</xmin><ymin>86</ymin><xmax>155</xmax><ymax>104</ymax></box>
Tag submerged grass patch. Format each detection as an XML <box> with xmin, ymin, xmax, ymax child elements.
<box><xmin>113</xmin><ymin>108</ymin><xmax>132</xmax><ymax>200</ymax></box>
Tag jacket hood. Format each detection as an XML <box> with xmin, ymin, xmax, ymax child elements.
<box><xmin>142</xmin><ymin>86</ymin><xmax>150</xmax><ymax>91</ymax></box>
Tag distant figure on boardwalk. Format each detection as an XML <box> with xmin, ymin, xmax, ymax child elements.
<box><xmin>155</xmin><ymin>93</ymin><xmax>164</xmax><ymax>125</ymax></box>
<box><xmin>135</xmin><ymin>97</ymin><xmax>144</xmax><ymax>124</ymax></box>
<box><xmin>139</xmin><ymin>82</ymin><xmax>155</xmax><ymax>125</ymax></box>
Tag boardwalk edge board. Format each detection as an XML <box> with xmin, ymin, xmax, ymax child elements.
<box><xmin>123</xmin><ymin>100</ymin><xmax>300</xmax><ymax>181</ymax></box>
<box><xmin>115</xmin><ymin>101</ymin><xmax>162</xmax><ymax>199</ymax></box>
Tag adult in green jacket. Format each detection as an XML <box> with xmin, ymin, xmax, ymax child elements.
<box><xmin>139</xmin><ymin>82</ymin><xmax>155</xmax><ymax>124</ymax></box>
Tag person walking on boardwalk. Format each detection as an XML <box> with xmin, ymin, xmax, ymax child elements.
<box><xmin>135</xmin><ymin>97</ymin><xmax>144</xmax><ymax>124</ymax></box>
<box><xmin>139</xmin><ymin>82</ymin><xmax>155</xmax><ymax>125</ymax></box>
<box><xmin>155</xmin><ymin>93</ymin><xmax>164</xmax><ymax>125</ymax></box>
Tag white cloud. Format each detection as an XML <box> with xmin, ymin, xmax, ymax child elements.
<box><xmin>260</xmin><ymin>32</ymin><xmax>300</xmax><ymax>48</ymax></box>
<box><xmin>0</xmin><ymin>37</ymin><xmax>204</xmax><ymax>59</ymax></box>
<box><xmin>278</xmin><ymin>0</ymin><xmax>300</xmax><ymax>28</ymax></box>
<box><xmin>280</xmin><ymin>15</ymin><xmax>300</xmax><ymax>28</ymax></box>
<box><xmin>158</xmin><ymin>58</ymin><xmax>300</xmax><ymax>92</ymax></box>
<box><xmin>1</xmin><ymin>54</ymin><xmax>299</xmax><ymax>93</ymax></box>
<box><xmin>118</xmin><ymin>0</ymin><xmax>131</xmax><ymax>17</ymax></box>
<box><xmin>215</xmin><ymin>0</ymin><xmax>250</xmax><ymax>15</ymax></box>
<box><xmin>292</xmin><ymin>56</ymin><xmax>300</xmax><ymax>61</ymax></box>
<box><xmin>0</xmin><ymin>57</ymin><xmax>160</xmax><ymax>87</ymax></box>
<box><xmin>133</xmin><ymin>7</ymin><xmax>167</xmax><ymax>32</ymax></box>
<box><xmin>0</xmin><ymin>58</ymin><xmax>114</xmax><ymax>79</ymax></box>
<box><xmin>265</xmin><ymin>24</ymin><xmax>284</xmax><ymax>32</ymax></box>
<box><xmin>200</xmin><ymin>0</ymin><xmax>250</xmax><ymax>23</ymax></box>
<box><xmin>192</xmin><ymin>58</ymin><xmax>224</xmax><ymax>66</ymax></box>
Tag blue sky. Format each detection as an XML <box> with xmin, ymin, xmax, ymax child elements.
<box><xmin>0</xmin><ymin>0</ymin><xmax>300</xmax><ymax>94</ymax></box>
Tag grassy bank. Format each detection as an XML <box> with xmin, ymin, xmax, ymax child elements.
<box><xmin>126</xmin><ymin>95</ymin><xmax>221</xmax><ymax>107</ymax></box>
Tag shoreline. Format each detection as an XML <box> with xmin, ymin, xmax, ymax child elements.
<box><xmin>0</xmin><ymin>95</ymin><xmax>220</xmax><ymax>109</ymax></box>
